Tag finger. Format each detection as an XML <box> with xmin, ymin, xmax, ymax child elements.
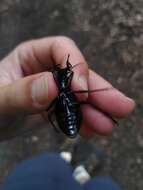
<box><xmin>49</xmin><ymin>37</ymin><xmax>89</xmax><ymax>99</ymax></box>
<box><xmin>14</xmin><ymin>36</ymin><xmax>88</xmax><ymax>79</ymax></box>
<box><xmin>80</xmin><ymin>125</ymin><xmax>95</xmax><ymax>139</ymax></box>
<box><xmin>80</xmin><ymin>104</ymin><xmax>114</xmax><ymax>138</ymax></box>
<box><xmin>0</xmin><ymin>72</ymin><xmax>58</xmax><ymax>115</ymax></box>
<box><xmin>87</xmin><ymin>70</ymin><xmax>135</xmax><ymax>118</ymax></box>
<box><xmin>11</xmin><ymin>37</ymin><xmax>88</xmax><ymax>100</ymax></box>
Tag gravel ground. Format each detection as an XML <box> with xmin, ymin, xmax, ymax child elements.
<box><xmin>0</xmin><ymin>0</ymin><xmax>142</xmax><ymax>189</ymax></box>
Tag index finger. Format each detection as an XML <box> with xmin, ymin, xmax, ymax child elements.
<box><xmin>15</xmin><ymin>36</ymin><xmax>89</xmax><ymax>98</ymax></box>
<box><xmin>87</xmin><ymin>70</ymin><xmax>135</xmax><ymax>118</ymax></box>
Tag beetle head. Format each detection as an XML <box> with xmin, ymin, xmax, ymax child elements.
<box><xmin>66</xmin><ymin>54</ymin><xmax>72</xmax><ymax>71</ymax></box>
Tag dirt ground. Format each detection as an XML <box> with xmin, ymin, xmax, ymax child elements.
<box><xmin>0</xmin><ymin>0</ymin><xmax>142</xmax><ymax>189</ymax></box>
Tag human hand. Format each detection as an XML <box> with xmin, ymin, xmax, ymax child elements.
<box><xmin>0</xmin><ymin>36</ymin><xmax>135</xmax><ymax>138</ymax></box>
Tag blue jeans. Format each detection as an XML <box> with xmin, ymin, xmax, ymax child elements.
<box><xmin>3</xmin><ymin>153</ymin><xmax>122</xmax><ymax>190</ymax></box>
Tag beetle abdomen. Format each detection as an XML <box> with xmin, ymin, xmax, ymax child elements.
<box><xmin>55</xmin><ymin>108</ymin><xmax>82</xmax><ymax>138</ymax></box>
<box><xmin>66</xmin><ymin>113</ymin><xmax>79</xmax><ymax>138</ymax></box>
<box><xmin>55</xmin><ymin>93</ymin><xmax>82</xmax><ymax>138</ymax></box>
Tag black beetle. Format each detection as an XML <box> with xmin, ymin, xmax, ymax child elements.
<box><xmin>45</xmin><ymin>55</ymin><xmax>116</xmax><ymax>138</ymax></box>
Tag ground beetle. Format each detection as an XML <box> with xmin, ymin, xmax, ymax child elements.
<box><xmin>45</xmin><ymin>55</ymin><xmax>117</xmax><ymax>138</ymax></box>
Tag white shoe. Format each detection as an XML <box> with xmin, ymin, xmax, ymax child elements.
<box><xmin>73</xmin><ymin>165</ymin><xmax>91</xmax><ymax>185</ymax></box>
<box><xmin>60</xmin><ymin>151</ymin><xmax>72</xmax><ymax>163</ymax></box>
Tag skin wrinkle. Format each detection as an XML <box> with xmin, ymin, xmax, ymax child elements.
<box><xmin>0</xmin><ymin>53</ymin><xmax>23</xmax><ymax>86</ymax></box>
<box><xmin>16</xmin><ymin>43</ymin><xmax>36</xmax><ymax>76</ymax></box>
<box><xmin>15</xmin><ymin>74</ymin><xmax>44</xmax><ymax>113</ymax></box>
<box><xmin>27</xmin><ymin>43</ymin><xmax>45</xmax><ymax>74</ymax></box>
<box><xmin>11</xmin><ymin>49</ymin><xmax>24</xmax><ymax>79</ymax></box>
<box><xmin>30</xmin><ymin>72</ymin><xmax>58</xmax><ymax>112</ymax></box>
<box><xmin>8</xmin><ymin>51</ymin><xmax>23</xmax><ymax>79</ymax></box>
<box><xmin>31</xmin><ymin>43</ymin><xmax>53</xmax><ymax>72</ymax></box>
<box><xmin>31</xmin><ymin>75</ymin><xmax>49</xmax><ymax>109</ymax></box>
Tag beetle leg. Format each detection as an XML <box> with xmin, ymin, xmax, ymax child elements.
<box><xmin>53</xmin><ymin>71</ymin><xmax>61</xmax><ymax>89</ymax></box>
<box><xmin>48</xmin><ymin>112</ymin><xmax>60</xmax><ymax>133</ymax></box>
<box><xmin>46</xmin><ymin>98</ymin><xmax>57</xmax><ymax>112</ymax></box>
<box><xmin>66</xmin><ymin>54</ymin><xmax>81</xmax><ymax>69</ymax></box>
<box><xmin>79</xmin><ymin>101</ymin><xmax>118</xmax><ymax>126</ymax></box>
<box><xmin>102</xmin><ymin>112</ymin><xmax>118</xmax><ymax>126</ymax></box>
<box><xmin>42</xmin><ymin>100</ymin><xmax>60</xmax><ymax>133</ymax></box>
<box><xmin>46</xmin><ymin>98</ymin><xmax>61</xmax><ymax>132</ymax></box>
<box><xmin>67</xmin><ymin>72</ymin><xmax>73</xmax><ymax>86</ymax></box>
<box><xmin>42</xmin><ymin>98</ymin><xmax>58</xmax><ymax>123</ymax></box>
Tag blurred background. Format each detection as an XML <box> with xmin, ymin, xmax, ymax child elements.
<box><xmin>0</xmin><ymin>0</ymin><xmax>142</xmax><ymax>189</ymax></box>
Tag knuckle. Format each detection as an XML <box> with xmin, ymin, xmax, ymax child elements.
<box><xmin>54</xmin><ymin>36</ymin><xmax>76</xmax><ymax>46</ymax></box>
<box><xmin>16</xmin><ymin>41</ymin><xmax>34</xmax><ymax>56</ymax></box>
<box><xmin>16</xmin><ymin>41</ymin><xmax>31</xmax><ymax>52</ymax></box>
<box><xmin>14</xmin><ymin>40</ymin><xmax>34</xmax><ymax>63</ymax></box>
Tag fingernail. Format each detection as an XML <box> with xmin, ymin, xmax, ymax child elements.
<box><xmin>126</xmin><ymin>97</ymin><xmax>135</xmax><ymax>103</ymax></box>
<box><xmin>118</xmin><ymin>90</ymin><xmax>136</xmax><ymax>112</ymax></box>
<box><xmin>32</xmin><ymin>75</ymin><xmax>48</xmax><ymax>107</ymax></box>
<box><xmin>125</xmin><ymin>97</ymin><xmax>136</xmax><ymax>107</ymax></box>
<box><xmin>114</xmin><ymin>90</ymin><xmax>135</xmax><ymax>106</ymax></box>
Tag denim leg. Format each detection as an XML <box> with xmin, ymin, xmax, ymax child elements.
<box><xmin>3</xmin><ymin>153</ymin><xmax>82</xmax><ymax>190</ymax></box>
<box><xmin>83</xmin><ymin>176</ymin><xmax>122</xmax><ymax>190</ymax></box>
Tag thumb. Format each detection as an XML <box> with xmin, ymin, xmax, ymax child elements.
<box><xmin>0</xmin><ymin>72</ymin><xmax>57</xmax><ymax>115</ymax></box>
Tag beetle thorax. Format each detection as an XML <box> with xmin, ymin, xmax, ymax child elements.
<box><xmin>56</xmin><ymin>68</ymin><xmax>73</xmax><ymax>91</ymax></box>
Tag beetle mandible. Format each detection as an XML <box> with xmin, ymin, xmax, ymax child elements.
<box><xmin>45</xmin><ymin>55</ymin><xmax>116</xmax><ymax>138</ymax></box>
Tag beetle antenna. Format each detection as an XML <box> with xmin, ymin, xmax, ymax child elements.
<box><xmin>70</xmin><ymin>87</ymin><xmax>114</xmax><ymax>94</ymax></box>
<box><xmin>67</xmin><ymin>54</ymin><xmax>70</xmax><ymax>61</ymax></box>
<box><xmin>66</xmin><ymin>54</ymin><xmax>82</xmax><ymax>69</ymax></box>
<box><xmin>66</xmin><ymin>54</ymin><xmax>70</xmax><ymax>64</ymax></box>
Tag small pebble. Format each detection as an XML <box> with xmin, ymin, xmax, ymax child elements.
<box><xmin>31</xmin><ymin>136</ymin><xmax>39</xmax><ymax>143</ymax></box>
